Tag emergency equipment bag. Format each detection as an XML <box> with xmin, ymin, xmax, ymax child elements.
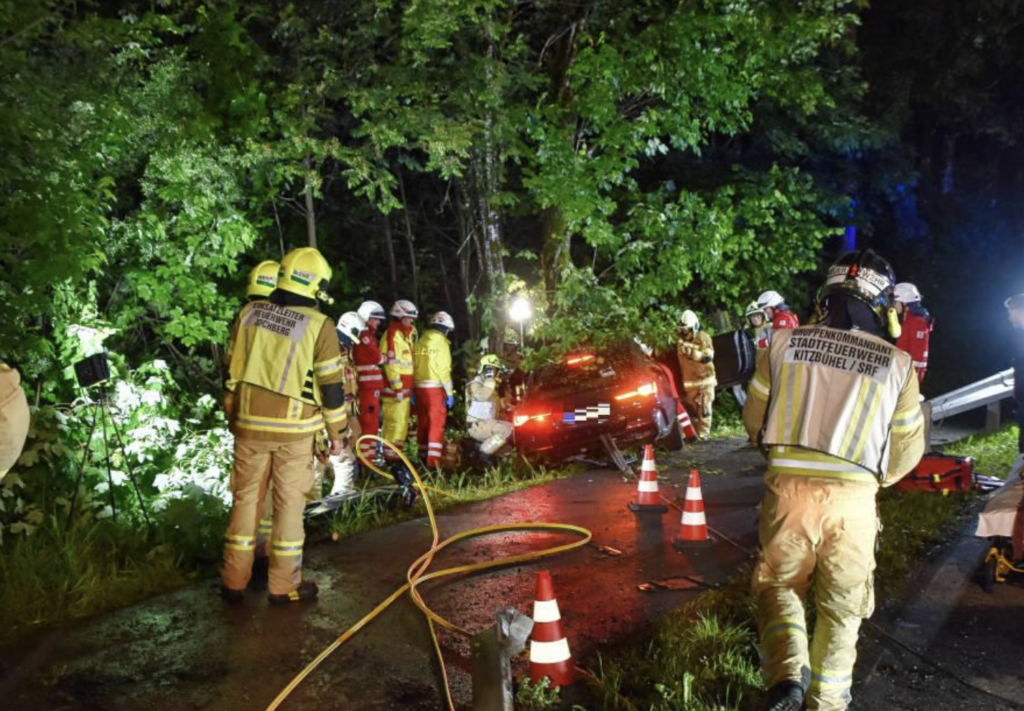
<box><xmin>896</xmin><ymin>453</ymin><xmax>976</xmax><ymax>494</ymax></box>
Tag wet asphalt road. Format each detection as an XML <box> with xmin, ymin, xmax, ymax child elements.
<box><xmin>0</xmin><ymin>439</ymin><xmax>766</xmax><ymax>711</ymax></box>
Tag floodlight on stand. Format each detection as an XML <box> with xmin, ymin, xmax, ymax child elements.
<box><xmin>508</xmin><ymin>296</ymin><xmax>533</xmax><ymax>348</ymax></box>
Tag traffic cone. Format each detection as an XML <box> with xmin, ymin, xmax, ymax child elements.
<box><xmin>528</xmin><ymin>571</ymin><xmax>575</xmax><ymax>687</ymax></box>
<box><xmin>676</xmin><ymin>405</ymin><xmax>698</xmax><ymax>441</ymax></box>
<box><xmin>674</xmin><ymin>469</ymin><xmax>713</xmax><ymax>549</ymax></box>
<box><xmin>628</xmin><ymin>444</ymin><xmax>668</xmax><ymax>513</ymax></box>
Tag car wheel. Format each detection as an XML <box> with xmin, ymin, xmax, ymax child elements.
<box><xmin>661</xmin><ymin>419</ymin><xmax>684</xmax><ymax>452</ymax></box>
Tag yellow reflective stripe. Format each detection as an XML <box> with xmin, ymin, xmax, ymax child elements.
<box><xmin>767</xmin><ymin>447</ymin><xmax>876</xmax><ymax>483</ymax></box>
<box><xmin>763</xmin><ymin>618</ymin><xmax>807</xmax><ymax>643</ymax></box>
<box><xmin>850</xmin><ymin>381</ymin><xmax>884</xmax><ymax>462</ymax></box>
<box><xmin>683</xmin><ymin>378</ymin><xmax>716</xmax><ymax>388</ymax></box>
<box><xmin>225</xmin><ymin>534</ymin><xmax>256</xmax><ymax>551</ymax></box>
<box><xmin>749</xmin><ymin>371</ymin><xmax>771</xmax><ymax>400</ymax></box>
<box><xmin>226</xmin><ymin>543</ymin><xmax>255</xmax><ymax>552</ymax></box>
<box><xmin>235</xmin><ymin>414</ymin><xmax>324</xmax><ymax>434</ymax></box>
<box><xmin>322</xmin><ymin>406</ymin><xmax>348</xmax><ymax>424</ymax></box>
<box><xmin>810</xmin><ymin>667</ymin><xmax>854</xmax><ymax>687</ymax></box>
<box><xmin>785</xmin><ymin>363</ymin><xmax>803</xmax><ymax>442</ymax></box>
<box><xmin>775</xmin><ymin>362</ymin><xmax>791</xmax><ymax>440</ymax></box>
<box><xmin>891</xmin><ymin>406</ymin><xmax>924</xmax><ymax>432</ymax></box>
<box><xmin>838</xmin><ymin>378</ymin><xmax>871</xmax><ymax>457</ymax></box>
<box><xmin>225</xmin><ymin>534</ymin><xmax>256</xmax><ymax>543</ymax></box>
<box><xmin>314</xmin><ymin>356</ymin><xmax>344</xmax><ymax>374</ymax></box>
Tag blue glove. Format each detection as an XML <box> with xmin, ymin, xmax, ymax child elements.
<box><xmin>446</xmin><ymin>395</ymin><xmax>455</xmax><ymax>409</ymax></box>
<box><xmin>410</xmin><ymin>391</ymin><xmax>416</xmax><ymax>406</ymax></box>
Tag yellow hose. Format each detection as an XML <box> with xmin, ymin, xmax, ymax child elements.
<box><xmin>264</xmin><ymin>434</ymin><xmax>593</xmax><ymax>711</ymax></box>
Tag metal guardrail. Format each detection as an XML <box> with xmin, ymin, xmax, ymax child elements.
<box><xmin>926</xmin><ymin>368</ymin><xmax>1015</xmax><ymax>422</ymax></box>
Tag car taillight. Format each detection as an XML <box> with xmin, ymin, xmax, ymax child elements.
<box><xmin>513</xmin><ymin>412</ymin><xmax>551</xmax><ymax>427</ymax></box>
<box><xmin>614</xmin><ymin>381</ymin><xmax>658</xmax><ymax>401</ymax></box>
<box><xmin>566</xmin><ymin>354</ymin><xmax>595</xmax><ymax>366</ymax></box>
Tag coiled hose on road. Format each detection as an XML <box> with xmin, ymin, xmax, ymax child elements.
<box><xmin>264</xmin><ymin>434</ymin><xmax>593</xmax><ymax>711</ymax></box>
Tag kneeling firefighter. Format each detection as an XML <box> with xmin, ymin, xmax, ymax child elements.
<box><xmin>222</xmin><ymin>247</ymin><xmax>349</xmax><ymax>605</ymax></box>
<box><xmin>466</xmin><ymin>354</ymin><xmax>513</xmax><ymax>464</ymax></box>
<box><xmin>744</xmin><ymin>250</ymin><xmax>925</xmax><ymax>711</ymax></box>
<box><xmin>676</xmin><ymin>310</ymin><xmax>717</xmax><ymax>440</ymax></box>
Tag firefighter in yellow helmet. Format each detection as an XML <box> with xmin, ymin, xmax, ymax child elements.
<box><xmin>0</xmin><ymin>360</ymin><xmax>30</xmax><ymax>484</ymax></box>
<box><xmin>224</xmin><ymin>259</ymin><xmax>281</xmax><ymax>588</ymax></box>
<box><xmin>221</xmin><ymin>247</ymin><xmax>349</xmax><ymax>605</ymax></box>
<box><xmin>380</xmin><ymin>300</ymin><xmax>418</xmax><ymax>464</ymax></box>
<box><xmin>744</xmin><ymin>250</ymin><xmax>925</xmax><ymax>711</ymax></box>
<box><xmin>676</xmin><ymin>309</ymin><xmax>716</xmax><ymax>440</ymax></box>
<box><xmin>466</xmin><ymin>354</ymin><xmax>513</xmax><ymax>465</ymax></box>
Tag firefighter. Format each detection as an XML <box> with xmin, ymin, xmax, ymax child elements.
<box><xmin>326</xmin><ymin>311</ymin><xmax>366</xmax><ymax>495</ymax></box>
<box><xmin>466</xmin><ymin>354</ymin><xmax>513</xmax><ymax>464</ymax></box>
<box><xmin>222</xmin><ymin>247</ymin><xmax>349</xmax><ymax>605</ymax></box>
<box><xmin>413</xmin><ymin>312</ymin><xmax>455</xmax><ymax>468</ymax></box>
<box><xmin>756</xmin><ymin>290</ymin><xmax>801</xmax><ymax>348</ymax></box>
<box><xmin>354</xmin><ymin>300</ymin><xmax>387</xmax><ymax>463</ymax></box>
<box><xmin>381</xmin><ymin>300</ymin><xmax>418</xmax><ymax>463</ymax></box>
<box><xmin>894</xmin><ymin>283</ymin><xmax>934</xmax><ymax>384</ymax></box>
<box><xmin>677</xmin><ymin>310</ymin><xmax>717</xmax><ymax>440</ymax></box>
<box><xmin>744</xmin><ymin>250</ymin><xmax>925</xmax><ymax>711</ymax></box>
<box><xmin>0</xmin><ymin>360</ymin><xmax>30</xmax><ymax>484</ymax></box>
<box><xmin>746</xmin><ymin>301</ymin><xmax>771</xmax><ymax>349</ymax></box>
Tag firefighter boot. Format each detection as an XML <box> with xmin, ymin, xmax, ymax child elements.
<box><xmin>764</xmin><ymin>681</ymin><xmax>804</xmax><ymax>711</ymax></box>
<box><xmin>268</xmin><ymin>580</ymin><xmax>319</xmax><ymax>605</ymax></box>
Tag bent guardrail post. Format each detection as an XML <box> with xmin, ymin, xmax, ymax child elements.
<box><xmin>472</xmin><ymin>608</ymin><xmax>534</xmax><ymax>711</ymax></box>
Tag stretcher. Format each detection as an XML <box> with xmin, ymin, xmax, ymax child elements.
<box><xmin>975</xmin><ymin>477</ymin><xmax>1024</xmax><ymax>592</ymax></box>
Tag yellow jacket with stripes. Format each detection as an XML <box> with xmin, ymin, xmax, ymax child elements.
<box><xmin>743</xmin><ymin>325</ymin><xmax>925</xmax><ymax>487</ymax></box>
<box><xmin>413</xmin><ymin>329</ymin><xmax>454</xmax><ymax>396</ymax></box>
<box><xmin>224</xmin><ymin>301</ymin><xmax>348</xmax><ymax>442</ymax></box>
<box><xmin>677</xmin><ymin>330</ymin><xmax>717</xmax><ymax>388</ymax></box>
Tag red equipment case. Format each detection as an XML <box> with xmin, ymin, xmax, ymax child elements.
<box><xmin>895</xmin><ymin>454</ymin><xmax>975</xmax><ymax>494</ymax></box>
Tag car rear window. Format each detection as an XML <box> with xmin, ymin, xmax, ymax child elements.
<box><xmin>528</xmin><ymin>344</ymin><xmax>646</xmax><ymax>393</ymax></box>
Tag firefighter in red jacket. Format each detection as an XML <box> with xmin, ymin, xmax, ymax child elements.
<box><xmin>894</xmin><ymin>283</ymin><xmax>934</xmax><ymax>384</ymax></box>
<box><xmin>354</xmin><ymin>300</ymin><xmax>387</xmax><ymax>463</ymax></box>
<box><xmin>756</xmin><ymin>290</ymin><xmax>800</xmax><ymax>348</ymax></box>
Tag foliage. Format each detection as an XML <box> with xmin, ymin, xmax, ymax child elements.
<box><xmin>515</xmin><ymin>676</ymin><xmax>561</xmax><ymax>711</ymax></box>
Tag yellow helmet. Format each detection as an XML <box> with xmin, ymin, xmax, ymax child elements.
<box><xmin>478</xmin><ymin>353</ymin><xmax>503</xmax><ymax>375</ymax></box>
<box><xmin>246</xmin><ymin>260</ymin><xmax>280</xmax><ymax>299</ymax></box>
<box><xmin>278</xmin><ymin>247</ymin><xmax>333</xmax><ymax>303</ymax></box>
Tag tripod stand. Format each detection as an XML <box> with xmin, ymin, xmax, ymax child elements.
<box><xmin>66</xmin><ymin>382</ymin><xmax>151</xmax><ymax>532</ymax></box>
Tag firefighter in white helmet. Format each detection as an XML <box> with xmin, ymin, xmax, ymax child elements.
<box><xmin>466</xmin><ymin>354</ymin><xmax>513</xmax><ymax>464</ymax></box>
<box><xmin>746</xmin><ymin>301</ymin><xmax>771</xmax><ymax>348</ymax></box>
<box><xmin>354</xmin><ymin>300</ymin><xmax>387</xmax><ymax>463</ymax></box>
<box><xmin>744</xmin><ymin>250</ymin><xmax>925</xmax><ymax>711</ymax></box>
<box><xmin>222</xmin><ymin>247</ymin><xmax>349</xmax><ymax>605</ymax></box>
<box><xmin>322</xmin><ymin>311</ymin><xmax>366</xmax><ymax>496</ymax></box>
<box><xmin>756</xmin><ymin>290</ymin><xmax>800</xmax><ymax>348</ymax></box>
<box><xmin>380</xmin><ymin>300</ymin><xmax>418</xmax><ymax>463</ymax></box>
<box><xmin>413</xmin><ymin>312</ymin><xmax>455</xmax><ymax>468</ymax></box>
<box><xmin>893</xmin><ymin>283</ymin><xmax>933</xmax><ymax>384</ymax></box>
<box><xmin>676</xmin><ymin>309</ymin><xmax>716</xmax><ymax>440</ymax></box>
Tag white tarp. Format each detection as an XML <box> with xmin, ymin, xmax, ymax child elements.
<box><xmin>976</xmin><ymin>478</ymin><xmax>1024</xmax><ymax>538</ymax></box>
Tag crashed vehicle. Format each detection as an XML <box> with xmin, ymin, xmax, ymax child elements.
<box><xmin>511</xmin><ymin>341</ymin><xmax>685</xmax><ymax>469</ymax></box>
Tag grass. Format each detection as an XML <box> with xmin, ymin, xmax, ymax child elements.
<box><xmin>710</xmin><ymin>390</ymin><xmax>748</xmax><ymax>440</ymax></box>
<box><xmin>582</xmin><ymin>425</ymin><xmax>1022</xmax><ymax>711</ymax></box>
<box><xmin>325</xmin><ymin>455</ymin><xmax>574</xmax><ymax>541</ymax></box>
<box><xmin>0</xmin><ymin>516</ymin><xmax>189</xmax><ymax>645</ymax></box>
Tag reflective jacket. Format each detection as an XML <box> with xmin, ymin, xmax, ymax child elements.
<box><xmin>466</xmin><ymin>375</ymin><xmax>501</xmax><ymax>424</ymax></box>
<box><xmin>353</xmin><ymin>328</ymin><xmax>384</xmax><ymax>393</ymax></box>
<box><xmin>896</xmin><ymin>309</ymin><xmax>933</xmax><ymax>383</ymax></box>
<box><xmin>382</xmin><ymin>322</ymin><xmax>416</xmax><ymax>398</ymax></box>
<box><xmin>677</xmin><ymin>331</ymin><xmax>717</xmax><ymax>388</ymax></box>
<box><xmin>413</xmin><ymin>329</ymin><xmax>453</xmax><ymax>395</ymax></box>
<box><xmin>225</xmin><ymin>301</ymin><xmax>348</xmax><ymax>441</ymax></box>
<box><xmin>744</xmin><ymin>325</ymin><xmax>925</xmax><ymax>486</ymax></box>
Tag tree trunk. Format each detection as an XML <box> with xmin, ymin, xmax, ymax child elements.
<box><xmin>303</xmin><ymin>155</ymin><xmax>317</xmax><ymax>248</ymax></box>
<box><xmin>540</xmin><ymin>207</ymin><xmax>571</xmax><ymax>295</ymax></box>
<box><xmin>396</xmin><ymin>166</ymin><xmax>421</xmax><ymax>307</ymax></box>
<box><xmin>380</xmin><ymin>212</ymin><xmax>398</xmax><ymax>302</ymax></box>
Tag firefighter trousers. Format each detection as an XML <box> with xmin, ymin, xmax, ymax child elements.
<box><xmin>381</xmin><ymin>396</ymin><xmax>411</xmax><ymax>460</ymax></box>
<box><xmin>357</xmin><ymin>389</ymin><xmax>381</xmax><ymax>460</ymax></box>
<box><xmin>682</xmin><ymin>385</ymin><xmax>714</xmax><ymax>439</ymax></box>
<box><xmin>752</xmin><ymin>474</ymin><xmax>878</xmax><ymax>711</ymax></box>
<box><xmin>223</xmin><ymin>437</ymin><xmax>315</xmax><ymax>596</ymax></box>
<box><xmin>415</xmin><ymin>387</ymin><xmax>447</xmax><ymax>468</ymax></box>
<box><xmin>468</xmin><ymin>419</ymin><xmax>513</xmax><ymax>455</ymax></box>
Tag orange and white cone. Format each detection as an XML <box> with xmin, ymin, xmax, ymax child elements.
<box><xmin>628</xmin><ymin>444</ymin><xmax>668</xmax><ymax>513</ymax></box>
<box><xmin>674</xmin><ymin>469</ymin><xmax>713</xmax><ymax>549</ymax></box>
<box><xmin>528</xmin><ymin>571</ymin><xmax>575</xmax><ymax>687</ymax></box>
<box><xmin>676</xmin><ymin>405</ymin><xmax>698</xmax><ymax>441</ymax></box>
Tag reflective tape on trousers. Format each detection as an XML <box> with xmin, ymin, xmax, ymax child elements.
<box><xmin>682</xmin><ymin>510</ymin><xmax>705</xmax><ymax>526</ymax></box>
<box><xmin>533</xmin><ymin>599</ymin><xmax>562</xmax><ymax>624</ymax></box>
<box><xmin>529</xmin><ymin>638</ymin><xmax>571</xmax><ymax>664</ymax></box>
<box><xmin>638</xmin><ymin>480</ymin><xmax>659</xmax><ymax>493</ymax></box>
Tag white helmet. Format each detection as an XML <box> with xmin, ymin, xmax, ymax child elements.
<box><xmin>757</xmin><ymin>290</ymin><xmax>785</xmax><ymax>309</ymax></box>
<box><xmin>679</xmin><ymin>309</ymin><xmax>700</xmax><ymax>330</ymax></box>
<box><xmin>893</xmin><ymin>282</ymin><xmax>922</xmax><ymax>304</ymax></box>
<box><xmin>478</xmin><ymin>336</ymin><xmax>490</xmax><ymax>354</ymax></box>
<box><xmin>430</xmin><ymin>311</ymin><xmax>455</xmax><ymax>331</ymax></box>
<box><xmin>390</xmin><ymin>299</ymin><xmax>419</xmax><ymax>319</ymax></box>
<box><xmin>358</xmin><ymin>300</ymin><xmax>386</xmax><ymax>323</ymax></box>
<box><xmin>337</xmin><ymin>311</ymin><xmax>366</xmax><ymax>345</ymax></box>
